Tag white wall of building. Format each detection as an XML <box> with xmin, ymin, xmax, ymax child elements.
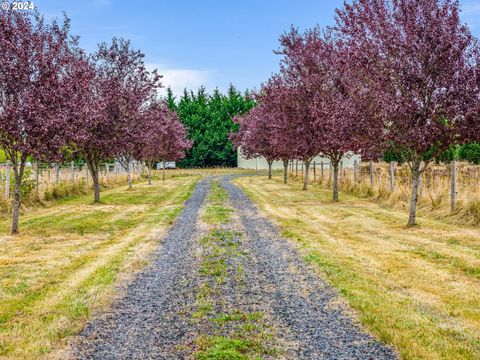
<box><xmin>237</xmin><ymin>148</ymin><xmax>360</xmax><ymax>170</ymax></box>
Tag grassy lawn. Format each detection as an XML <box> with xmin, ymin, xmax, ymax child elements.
<box><xmin>235</xmin><ymin>176</ymin><xmax>480</xmax><ymax>360</ymax></box>
<box><xmin>0</xmin><ymin>175</ymin><xmax>198</xmax><ymax>359</ymax></box>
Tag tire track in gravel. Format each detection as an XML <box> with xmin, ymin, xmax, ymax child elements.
<box><xmin>72</xmin><ymin>174</ymin><xmax>397</xmax><ymax>359</ymax></box>
<box><xmin>73</xmin><ymin>178</ymin><xmax>211</xmax><ymax>359</ymax></box>
<box><xmin>220</xmin><ymin>174</ymin><xmax>398</xmax><ymax>360</ymax></box>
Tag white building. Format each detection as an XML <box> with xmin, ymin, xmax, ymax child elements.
<box><xmin>237</xmin><ymin>148</ymin><xmax>360</xmax><ymax>170</ymax></box>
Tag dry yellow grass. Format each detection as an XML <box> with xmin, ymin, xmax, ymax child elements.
<box><xmin>235</xmin><ymin>175</ymin><xmax>480</xmax><ymax>360</ymax></box>
<box><xmin>0</xmin><ymin>175</ymin><xmax>198</xmax><ymax>359</ymax></box>
<box><xmin>292</xmin><ymin>161</ymin><xmax>480</xmax><ymax>226</ymax></box>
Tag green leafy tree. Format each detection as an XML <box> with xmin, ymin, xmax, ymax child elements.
<box><xmin>171</xmin><ymin>85</ymin><xmax>255</xmax><ymax>167</ymax></box>
<box><xmin>459</xmin><ymin>143</ymin><xmax>480</xmax><ymax>164</ymax></box>
<box><xmin>382</xmin><ymin>143</ymin><xmax>408</xmax><ymax>164</ymax></box>
<box><xmin>435</xmin><ymin>146</ymin><xmax>458</xmax><ymax>164</ymax></box>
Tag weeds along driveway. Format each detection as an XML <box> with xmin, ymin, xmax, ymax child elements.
<box><xmin>73</xmin><ymin>175</ymin><xmax>396</xmax><ymax>359</ymax></box>
<box><xmin>0</xmin><ymin>176</ymin><xmax>198</xmax><ymax>359</ymax></box>
<box><xmin>234</xmin><ymin>175</ymin><xmax>480</xmax><ymax>360</ymax></box>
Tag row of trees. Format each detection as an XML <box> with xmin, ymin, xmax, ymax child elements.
<box><xmin>0</xmin><ymin>11</ymin><xmax>191</xmax><ymax>234</ymax></box>
<box><xmin>384</xmin><ymin>142</ymin><xmax>480</xmax><ymax>165</ymax></box>
<box><xmin>233</xmin><ymin>0</ymin><xmax>480</xmax><ymax>227</ymax></box>
<box><xmin>166</xmin><ymin>86</ymin><xmax>255</xmax><ymax>168</ymax></box>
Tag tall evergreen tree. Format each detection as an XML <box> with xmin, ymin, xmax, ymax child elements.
<box><xmin>172</xmin><ymin>85</ymin><xmax>254</xmax><ymax>167</ymax></box>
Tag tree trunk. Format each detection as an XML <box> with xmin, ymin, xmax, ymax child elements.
<box><xmin>148</xmin><ymin>161</ymin><xmax>153</xmax><ymax>185</ymax></box>
<box><xmin>303</xmin><ymin>159</ymin><xmax>311</xmax><ymax>191</ymax></box>
<box><xmin>267</xmin><ymin>160</ymin><xmax>273</xmax><ymax>179</ymax></box>
<box><xmin>162</xmin><ymin>160</ymin><xmax>166</xmax><ymax>181</ymax></box>
<box><xmin>86</xmin><ymin>157</ymin><xmax>101</xmax><ymax>203</ymax></box>
<box><xmin>11</xmin><ymin>161</ymin><xmax>26</xmax><ymax>235</ymax></box>
<box><xmin>283</xmin><ymin>159</ymin><xmax>289</xmax><ymax>184</ymax></box>
<box><xmin>332</xmin><ymin>161</ymin><xmax>340</xmax><ymax>202</ymax></box>
<box><xmin>127</xmin><ymin>161</ymin><xmax>132</xmax><ymax>189</ymax></box>
<box><xmin>93</xmin><ymin>170</ymin><xmax>100</xmax><ymax>203</ymax></box>
<box><xmin>407</xmin><ymin>159</ymin><xmax>422</xmax><ymax>227</ymax></box>
<box><xmin>450</xmin><ymin>160</ymin><xmax>457</xmax><ymax>213</ymax></box>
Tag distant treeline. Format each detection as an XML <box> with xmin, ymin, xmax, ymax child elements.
<box><xmin>383</xmin><ymin>143</ymin><xmax>480</xmax><ymax>165</ymax></box>
<box><xmin>166</xmin><ymin>86</ymin><xmax>255</xmax><ymax>168</ymax></box>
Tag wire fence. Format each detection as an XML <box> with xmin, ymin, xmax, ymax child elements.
<box><xmin>288</xmin><ymin>159</ymin><xmax>480</xmax><ymax>215</ymax></box>
<box><xmin>0</xmin><ymin>161</ymin><xmax>143</xmax><ymax>201</ymax></box>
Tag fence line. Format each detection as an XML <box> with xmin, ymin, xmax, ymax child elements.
<box><xmin>0</xmin><ymin>161</ymin><xmax>145</xmax><ymax>201</ymax></box>
<box><xmin>288</xmin><ymin>160</ymin><xmax>480</xmax><ymax>214</ymax></box>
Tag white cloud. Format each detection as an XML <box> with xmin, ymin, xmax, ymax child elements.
<box><xmin>146</xmin><ymin>63</ymin><xmax>213</xmax><ymax>98</ymax></box>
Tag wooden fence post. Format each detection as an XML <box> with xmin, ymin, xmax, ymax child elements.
<box><xmin>321</xmin><ymin>161</ymin><xmax>324</xmax><ymax>180</ymax></box>
<box><xmin>313</xmin><ymin>161</ymin><xmax>316</xmax><ymax>183</ymax></box>
<box><xmin>105</xmin><ymin>163</ymin><xmax>109</xmax><ymax>185</ymax></box>
<box><xmin>301</xmin><ymin>161</ymin><xmax>304</xmax><ymax>180</ymax></box>
<box><xmin>85</xmin><ymin>166</ymin><xmax>89</xmax><ymax>187</ymax></box>
<box><xmin>35</xmin><ymin>163</ymin><xmax>39</xmax><ymax>195</ymax></box>
<box><xmin>5</xmin><ymin>161</ymin><xmax>10</xmax><ymax>200</ymax></box>
<box><xmin>71</xmin><ymin>161</ymin><xmax>75</xmax><ymax>184</ymax></box>
<box><xmin>295</xmin><ymin>160</ymin><xmax>298</xmax><ymax>177</ymax></box>
<box><xmin>450</xmin><ymin>160</ymin><xmax>457</xmax><ymax>213</ymax></box>
<box><xmin>369</xmin><ymin>160</ymin><xmax>374</xmax><ymax>187</ymax></box>
<box><xmin>329</xmin><ymin>162</ymin><xmax>332</xmax><ymax>182</ymax></box>
<box><xmin>353</xmin><ymin>160</ymin><xmax>358</xmax><ymax>184</ymax></box>
<box><xmin>55</xmin><ymin>163</ymin><xmax>60</xmax><ymax>184</ymax></box>
<box><xmin>389</xmin><ymin>161</ymin><xmax>395</xmax><ymax>192</ymax></box>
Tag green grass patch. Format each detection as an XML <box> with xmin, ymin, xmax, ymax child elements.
<box><xmin>0</xmin><ymin>176</ymin><xmax>200</xmax><ymax>358</ymax></box>
<box><xmin>203</xmin><ymin>181</ymin><xmax>233</xmax><ymax>224</ymax></box>
<box><xmin>192</xmin><ymin>182</ymin><xmax>279</xmax><ymax>359</ymax></box>
<box><xmin>236</xmin><ymin>175</ymin><xmax>480</xmax><ymax>360</ymax></box>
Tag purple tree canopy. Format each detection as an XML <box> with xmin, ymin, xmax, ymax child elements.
<box><xmin>278</xmin><ymin>27</ymin><xmax>385</xmax><ymax>164</ymax></box>
<box><xmin>0</xmin><ymin>10</ymin><xmax>78</xmax><ymax>233</ymax></box>
<box><xmin>232</xmin><ymin>103</ymin><xmax>282</xmax><ymax>163</ymax></box>
<box><xmin>93</xmin><ymin>38</ymin><xmax>162</xmax><ymax>166</ymax></box>
<box><xmin>0</xmin><ymin>11</ymin><xmax>75</xmax><ymax>163</ymax></box>
<box><xmin>140</xmin><ymin>101</ymin><xmax>192</xmax><ymax>163</ymax></box>
<box><xmin>335</xmin><ymin>0</ymin><xmax>479</xmax><ymax>165</ymax></box>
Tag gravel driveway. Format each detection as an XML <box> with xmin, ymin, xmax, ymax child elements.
<box><xmin>73</xmin><ymin>175</ymin><xmax>397</xmax><ymax>359</ymax></box>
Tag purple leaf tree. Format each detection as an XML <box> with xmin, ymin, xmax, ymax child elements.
<box><xmin>94</xmin><ymin>38</ymin><xmax>161</xmax><ymax>189</ymax></box>
<box><xmin>0</xmin><ymin>11</ymin><xmax>74</xmax><ymax>234</ymax></box>
<box><xmin>232</xmin><ymin>102</ymin><xmax>282</xmax><ymax>180</ymax></box>
<box><xmin>139</xmin><ymin>101</ymin><xmax>191</xmax><ymax>183</ymax></box>
<box><xmin>275</xmin><ymin>33</ymin><xmax>325</xmax><ymax>191</ymax></box>
<box><xmin>278</xmin><ymin>27</ymin><xmax>385</xmax><ymax>201</ymax></box>
<box><xmin>258</xmin><ymin>76</ymin><xmax>301</xmax><ymax>184</ymax></box>
<box><xmin>66</xmin><ymin>53</ymin><xmax>115</xmax><ymax>204</ymax></box>
<box><xmin>336</xmin><ymin>0</ymin><xmax>479</xmax><ymax>226</ymax></box>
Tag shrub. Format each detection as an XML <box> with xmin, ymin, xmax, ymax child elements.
<box><xmin>459</xmin><ymin>143</ymin><xmax>480</xmax><ymax>165</ymax></box>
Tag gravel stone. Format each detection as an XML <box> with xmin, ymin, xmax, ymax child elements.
<box><xmin>72</xmin><ymin>175</ymin><xmax>398</xmax><ymax>359</ymax></box>
<box><xmin>73</xmin><ymin>178</ymin><xmax>210</xmax><ymax>359</ymax></box>
<box><xmin>220</xmin><ymin>174</ymin><xmax>397</xmax><ymax>359</ymax></box>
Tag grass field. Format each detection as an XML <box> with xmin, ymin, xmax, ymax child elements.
<box><xmin>235</xmin><ymin>175</ymin><xmax>480</xmax><ymax>360</ymax></box>
<box><xmin>0</xmin><ymin>175</ymin><xmax>198</xmax><ymax>359</ymax></box>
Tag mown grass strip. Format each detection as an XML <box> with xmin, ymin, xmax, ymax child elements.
<box><xmin>0</xmin><ymin>176</ymin><xmax>199</xmax><ymax>358</ymax></box>
<box><xmin>235</xmin><ymin>176</ymin><xmax>480</xmax><ymax>360</ymax></box>
<box><xmin>192</xmin><ymin>180</ymin><xmax>278</xmax><ymax>360</ymax></box>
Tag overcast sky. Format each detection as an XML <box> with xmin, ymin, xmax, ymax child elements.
<box><xmin>35</xmin><ymin>0</ymin><xmax>480</xmax><ymax>97</ymax></box>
